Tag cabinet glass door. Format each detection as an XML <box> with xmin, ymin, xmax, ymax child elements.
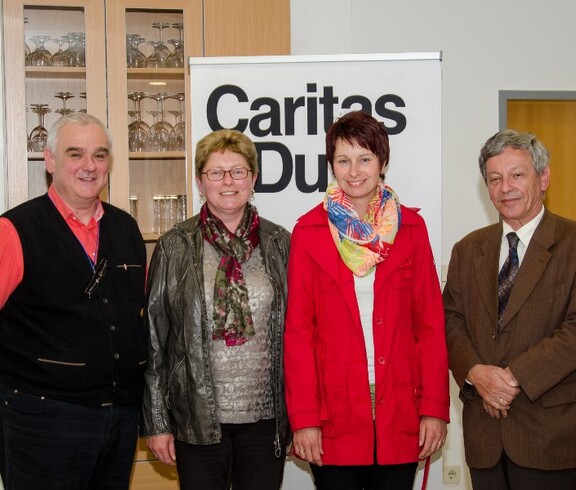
<box><xmin>106</xmin><ymin>0</ymin><xmax>202</xmax><ymax>242</ymax></box>
<box><xmin>3</xmin><ymin>0</ymin><xmax>106</xmax><ymax>207</ymax></box>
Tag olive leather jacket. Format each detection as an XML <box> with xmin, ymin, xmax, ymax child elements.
<box><xmin>141</xmin><ymin>215</ymin><xmax>291</xmax><ymax>455</ymax></box>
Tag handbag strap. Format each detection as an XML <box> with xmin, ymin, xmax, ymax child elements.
<box><xmin>421</xmin><ymin>456</ymin><xmax>431</xmax><ymax>490</ymax></box>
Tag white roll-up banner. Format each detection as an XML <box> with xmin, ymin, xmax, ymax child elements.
<box><xmin>189</xmin><ymin>52</ymin><xmax>442</xmax><ymax>275</ymax></box>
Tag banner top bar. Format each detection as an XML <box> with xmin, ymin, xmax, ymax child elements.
<box><xmin>189</xmin><ymin>52</ymin><xmax>442</xmax><ymax>67</ymax></box>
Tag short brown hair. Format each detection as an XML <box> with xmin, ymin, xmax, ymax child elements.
<box><xmin>195</xmin><ymin>129</ymin><xmax>258</xmax><ymax>178</ymax></box>
<box><xmin>325</xmin><ymin>111</ymin><xmax>390</xmax><ymax>173</ymax></box>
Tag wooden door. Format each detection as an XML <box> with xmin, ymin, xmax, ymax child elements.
<box><xmin>507</xmin><ymin>98</ymin><xmax>576</xmax><ymax>220</ymax></box>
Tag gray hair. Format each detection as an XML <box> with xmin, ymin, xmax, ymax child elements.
<box><xmin>45</xmin><ymin>113</ymin><xmax>112</xmax><ymax>154</ymax></box>
<box><xmin>478</xmin><ymin>129</ymin><xmax>549</xmax><ymax>183</ymax></box>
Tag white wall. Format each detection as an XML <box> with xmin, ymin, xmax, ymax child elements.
<box><xmin>287</xmin><ymin>1</ymin><xmax>576</xmax><ymax>489</ymax></box>
<box><xmin>0</xmin><ymin>4</ymin><xmax>5</xmax><ymax>486</ymax></box>
<box><xmin>0</xmin><ymin>1</ymin><xmax>6</xmax><ymax>484</ymax></box>
<box><xmin>0</xmin><ymin>0</ymin><xmax>5</xmax><ymax>216</ymax></box>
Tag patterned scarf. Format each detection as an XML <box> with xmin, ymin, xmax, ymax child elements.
<box><xmin>324</xmin><ymin>180</ymin><xmax>401</xmax><ymax>276</ymax></box>
<box><xmin>200</xmin><ymin>203</ymin><xmax>260</xmax><ymax>346</ymax></box>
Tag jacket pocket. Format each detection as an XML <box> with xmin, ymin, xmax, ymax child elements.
<box><xmin>36</xmin><ymin>355</ymin><xmax>89</xmax><ymax>392</ymax></box>
<box><xmin>398</xmin><ymin>258</ymin><xmax>414</xmax><ymax>292</ymax></box>
<box><xmin>320</xmin><ymin>362</ymin><xmax>370</xmax><ymax>438</ymax></box>
<box><xmin>391</xmin><ymin>356</ymin><xmax>421</xmax><ymax>435</ymax></box>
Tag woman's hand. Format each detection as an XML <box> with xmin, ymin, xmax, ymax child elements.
<box><xmin>147</xmin><ymin>434</ymin><xmax>177</xmax><ymax>466</ymax></box>
<box><xmin>292</xmin><ymin>427</ymin><xmax>324</xmax><ymax>466</ymax></box>
<box><xmin>418</xmin><ymin>416</ymin><xmax>447</xmax><ymax>460</ymax></box>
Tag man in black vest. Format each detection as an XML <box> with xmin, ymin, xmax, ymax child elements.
<box><xmin>0</xmin><ymin>113</ymin><xmax>147</xmax><ymax>489</ymax></box>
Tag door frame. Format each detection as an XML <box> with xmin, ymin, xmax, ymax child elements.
<box><xmin>499</xmin><ymin>90</ymin><xmax>576</xmax><ymax>129</ymax></box>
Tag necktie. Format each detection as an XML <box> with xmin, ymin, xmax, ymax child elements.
<box><xmin>497</xmin><ymin>232</ymin><xmax>520</xmax><ymax>326</ymax></box>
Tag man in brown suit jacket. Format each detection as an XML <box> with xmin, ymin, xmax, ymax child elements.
<box><xmin>444</xmin><ymin>129</ymin><xmax>576</xmax><ymax>490</ymax></box>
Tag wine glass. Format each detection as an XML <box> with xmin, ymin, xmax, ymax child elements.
<box><xmin>51</xmin><ymin>36</ymin><xmax>70</xmax><ymax>67</ymax></box>
<box><xmin>168</xmin><ymin>93</ymin><xmax>186</xmax><ymax>151</ymax></box>
<box><xmin>78</xmin><ymin>92</ymin><xmax>87</xmax><ymax>113</ymax></box>
<box><xmin>172</xmin><ymin>22</ymin><xmax>184</xmax><ymax>44</ymax></box>
<box><xmin>29</xmin><ymin>104</ymin><xmax>52</xmax><ymax>152</ymax></box>
<box><xmin>168</xmin><ymin>110</ymin><xmax>185</xmax><ymax>151</ymax></box>
<box><xmin>24</xmin><ymin>38</ymin><xmax>35</xmax><ymax>66</ymax></box>
<box><xmin>166</xmin><ymin>39</ymin><xmax>184</xmax><ymax>68</ymax></box>
<box><xmin>127</xmin><ymin>92</ymin><xmax>149</xmax><ymax>152</ymax></box>
<box><xmin>54</xmin><ymin>92</ymin><xmax>75</xmax><ymax>117</ymax></box>
<box><xmin>145</xmin><ymin>22</ymin><xmax>171</xmax><ymax>68</ymax></box>
<box><xmin>145</xmin><ymin>93</ymin><xmax>172</xmax><ymax>152</ymax></box>
<box><xmin>126</xmin><ymin>33</ymin><xmax>147</xmax><ymax>68</ymax></box>
<box><xmin>66</xmin><ymin>32</ymin><xmax>85</xmax><ymax>67</ymax></box>
<box><xmin>26</xmin><ymin>35</ymin><xmax>53</xmax><ymax>66</ymax></box>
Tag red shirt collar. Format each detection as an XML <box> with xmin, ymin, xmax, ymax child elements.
<box><xmin>47</xmin><ymin>185</ymin><xmax>104</xmax><ymax>225</ymax></box>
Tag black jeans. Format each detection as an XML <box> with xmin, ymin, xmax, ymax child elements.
<box><xmin>311</xmin><ymin>462</ymin><xmax>418</xmax><ymax>490</ymax></box>
<box><xmin>174</xmin><ymin>418</ymin><xmax>286</xmax><ymax>490</ymax></box>
<box><xmin>0</xmin><ymin>385</ymin><xmax>139</xmax><ymax>490</ymax></box>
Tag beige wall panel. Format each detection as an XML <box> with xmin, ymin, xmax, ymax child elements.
<box><xmin>204</xmin><ymin>0</ymin><xmax>290</xmax><ymax>56</ymax></box>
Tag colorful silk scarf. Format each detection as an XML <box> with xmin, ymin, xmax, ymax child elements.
<box><xmin>324</xmin><ymin>180</ymin><xmax>401</xmax><ymax>276</ymax></box>
<box><xmin>200</xmin><ymin>203</ymin><xmax>260</xmax><ymax>346</ymax></box>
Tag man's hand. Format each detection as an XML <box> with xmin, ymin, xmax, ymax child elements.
<box><xmin>468</xmin><ymin>364</ymin><xmax>520</xmax><ymax>410</ymax></box>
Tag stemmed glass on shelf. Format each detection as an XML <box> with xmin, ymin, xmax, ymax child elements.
<box><xmin>66</xmin><ymin>32</ymin><xmax>85</xmax><ymax>67</ymax></box>
<box><xmin>78</xmin><ymin>92</ymin><xmax>87</xmax><ymax>113</ymax></box>
<box><xmin>126</xmin><ymin>33</ymin><xmax>147</xmax><ymax>68</ymax></box>
<box><xmin>166</xmin><ymin>38</ymin><xmax>184</xmax><ymax>68</ymax></box>
<box><xmin>145</xmin><ymin>93</ymin><xmax>172</xmax><ymax>152</ymax></box>
<box><xmin>167</xmin><ymin>22</ymin><xmax>185</xmax><ymax>68</ymax></box>
<box><xmin>29</xmin><ymin>104</ymin><xmax>52</xmax><ymax>152</ymax></box>
<box><xmin>51</xmin><ymin>36</ymin><xmax>71</xmax><ymax>67</ymax></box>
<box><xmin>26</xmin><ymin>35</ymin><xmax>53</xmax><ymax>66</ymax></box>
<box><xmin>54</xmin><ymin>92</ymin><xmax>75</xmax><ymax>117</ymax></box>
<box><xmin>168</xmin><ymin>110</ymin><xmax>185</xmax><ymax>151</ymax></box>
<box><xmin>168</xmin><ymin>93</ymin><xmax>186</xmax><ymax>151</ymax></box>
<box><xmin>146</xmin><ymin>22</ymin><xmax>171</xmax><ymax>68</ymax></box>
<box><xmin>127</xmin><ymin>92</ymin><xmax>149</xmax><ymax>152</ymax></box>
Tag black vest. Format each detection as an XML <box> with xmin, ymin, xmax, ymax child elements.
<box><xmin>0</xmin><ymin>194</ymin><xmax>147</xmax><ymax>406</ymax></box>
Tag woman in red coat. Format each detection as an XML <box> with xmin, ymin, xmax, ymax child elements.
<box><xmin>284</xmin><ymin>111</ymin><xmax>449</xmax><ymax>489</ymax></box>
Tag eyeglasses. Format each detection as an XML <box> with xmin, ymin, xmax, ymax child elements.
<box><xmin>201</xmin><ymin>167</ymin><xmax>251</xmax><ymax>181</ymax></box>
<box><xmin>84</xmin><ymin>258</ymin><xmax>108</xmax><ymax>299</ymax></box>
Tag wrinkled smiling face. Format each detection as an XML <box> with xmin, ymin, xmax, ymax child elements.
<box><xmin>44</xmin><ymin>123</ymin><xmax>110</xmax><ymax>209</ymax></box>
<box><xmin>486</xmin><ymin>147</ymin><xmax>549</xmax><ymax>230</ymax></box>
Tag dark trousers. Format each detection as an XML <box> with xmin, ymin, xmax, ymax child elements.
<box><xmin>174</xmin><ymin>418</ymin><xmax>286</xmax><ymax>490</ymax></box>
<box><xmin>311</xmin><ymin>462</ymin><xmax>418</xmax><ymax>490</ymax></box>
<box><xmin>470</xmin><ymin>451</ymin><xmax>576</xmax><ymax>490</ymax></box>
<box><xmin>0</xmin><ymin>385</ymin><xmax>139</xmax><ymax>490</ymax></box>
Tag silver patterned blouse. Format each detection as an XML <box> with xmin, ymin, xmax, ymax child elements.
<box><xmin>203</xmin><ymin>243</ymin><xmax>275</xmax><ymax>424</ymax></box>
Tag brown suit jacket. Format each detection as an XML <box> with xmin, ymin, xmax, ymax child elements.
<box><xmin>444</xmin><ymin>209</ymin><xmax>576</xmax><ymax>470</ymax></box>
